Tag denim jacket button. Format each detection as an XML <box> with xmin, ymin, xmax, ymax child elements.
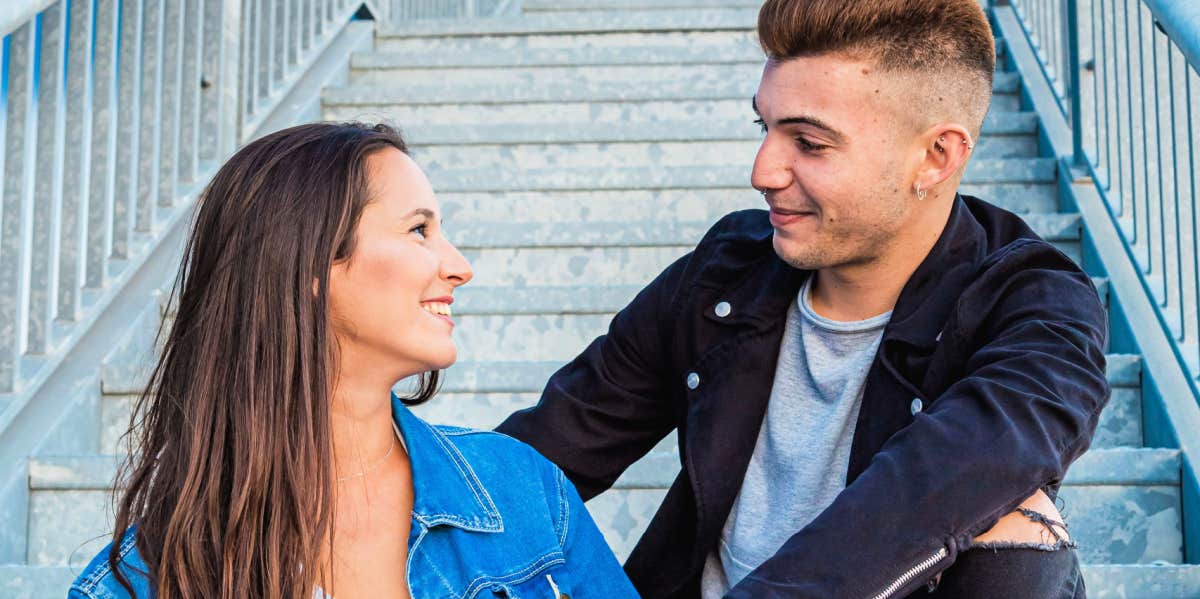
<box><xmin>910</xmin><ymin>398</ymin><xmax>924</xmax><ymax>415</ymax></box>
<box><xmin>714</xmin><ymin>301</ymin><xmax>732</xmax><ymax>318</ymax></box>
<box><xmin>687</xmin><ymin>372</ymin><xmax>700</xmax><ymax>390</ymax></box>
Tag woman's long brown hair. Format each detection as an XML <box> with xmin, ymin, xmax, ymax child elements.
<box><xmin>109</xmin><ymin>122</ymin><xmax>438</xmax><ymax>598</ymax></box>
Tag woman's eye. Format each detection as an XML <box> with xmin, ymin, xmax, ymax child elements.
<box><xmin>754</xmin><ymin>118</ymin><xmax>767</xmax><ymax>134</ymax></box>
<box><xmin>410</xmin><ymin>224</ymin><xmax>427</xmax><ymax>238</ymax></box>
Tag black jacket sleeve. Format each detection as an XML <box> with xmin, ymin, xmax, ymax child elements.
<box><xmin>726</xmin><ymin>242</ymin><xmax>1110</xmax><ymax>599</ymax></box>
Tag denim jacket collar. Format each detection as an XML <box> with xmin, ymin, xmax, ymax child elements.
<box><xmin>391</xmin><ymin>396</ymin><xmax>504</xmax><ymax>533</ymax></box>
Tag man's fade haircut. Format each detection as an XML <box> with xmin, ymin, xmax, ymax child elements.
<box><xmin>758</xmin><ymin>0</ymin><xmax>996</xmax><ymax>136</ymax></box>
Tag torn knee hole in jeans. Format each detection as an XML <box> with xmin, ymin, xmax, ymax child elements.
<box><xmin>968</xmin><ymin>507</ymin><xmax>1078</xmax><ymax>552</ymax></box>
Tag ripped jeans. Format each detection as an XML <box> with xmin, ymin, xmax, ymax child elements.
<box><xmin>914</xmin><ymin>508</ymin><xmax>1086</xmax><ymax>599</ymax></box>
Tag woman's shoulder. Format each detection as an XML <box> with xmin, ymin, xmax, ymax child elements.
<box><xmin>433</xmin><ymin>424</ymin><xmax>563</xmax><ymax>484</ymax></box>
<box><xmin>69</xmin><ymin>528</ymin><xmax>153</xmax><ymax>599</ymax></box>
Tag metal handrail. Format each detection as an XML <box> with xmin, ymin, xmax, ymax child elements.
<box><xmin>999</xmin><ymin>0</ymin><xmax>1200</xmax><ymax>394</ymax></box>
<box><xmin>0</xmin><ymin>0</ymin><xmax>508</xmax><ymax>409</ymax></box>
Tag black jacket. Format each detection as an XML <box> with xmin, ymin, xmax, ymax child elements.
<box><xmin>496</xmin><ymin>195</ymin><xmax>1110</xmax><ymax>598</ymax></box>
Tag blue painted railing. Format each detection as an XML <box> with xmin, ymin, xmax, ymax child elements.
<box><xmin>1002</xmin><ymin>0</ymin><xmax>1200</xmax><ymax>398</ymax></box>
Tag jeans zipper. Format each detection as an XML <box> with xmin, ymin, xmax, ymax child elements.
<box><xmin>870</xmin><ymin>547</ymin><xmax>948</xmax><ymax>599</ymax></box>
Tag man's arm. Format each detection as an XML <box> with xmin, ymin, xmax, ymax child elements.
<box><xmin>727</xmin><ymin>245</ymin><xmax>1110</xmax><ymax>599</ymax></box>
<box><xmin>495</xmin><ymin>249</ymin><xmax>692</xmax><ymax>500</ymax></box>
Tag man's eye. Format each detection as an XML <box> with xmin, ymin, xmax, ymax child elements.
<box><xmin>411</xmin><ymin>224</ymin><xmax>427</xmax><ymax>238</ymax></box>
<box><xmin>797</xmin><ymin>138</ymin><xmax>829</xmax><ymax>152</ymax></box>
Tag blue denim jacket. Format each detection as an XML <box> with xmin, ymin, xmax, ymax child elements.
<box><xmin>70</xmin><ymin>396</ymin><xmax>638</xmax><ymax>599</ymax></box>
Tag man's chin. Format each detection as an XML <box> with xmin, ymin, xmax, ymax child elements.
<box><xmin>772</xmin><ymin>237</ymin><xmax>827</xmax><ymax>271</ymax></box>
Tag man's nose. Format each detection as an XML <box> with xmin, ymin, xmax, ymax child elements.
<box><xmin>751</xmin><ymin>135</ymin><xmax>793</xmax><ymax>193</ymax></box>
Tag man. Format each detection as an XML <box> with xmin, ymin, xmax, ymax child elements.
<box><xmin>497</xmin><ymin>1</ymin><xmax>1108</xmax><ymax>597</ymax></box>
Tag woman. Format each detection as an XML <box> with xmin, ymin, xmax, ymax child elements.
<box><xmin>69</xmin><ymin>123</ymin><xmax>638</xmax><ymax>599</ymax></box>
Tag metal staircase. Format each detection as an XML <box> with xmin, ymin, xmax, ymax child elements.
<box><xmin>2</xmin><ymin>1</ymin><xmax>1200</xmax><ymax>597</ymax></box>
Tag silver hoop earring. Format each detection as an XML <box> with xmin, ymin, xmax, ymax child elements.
<box><xmin>915</xmin><ymin>184</ymin><xmax>927</xmax><ymax>202</ymax></box>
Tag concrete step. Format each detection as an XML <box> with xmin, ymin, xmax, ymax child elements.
<box><xmin>345</xmin><ymin>63</ymin><xmax>1022</xmax><ymax>118</ymax></box>
<box><xmin>419</xmin><ymin>161</ymin><xmax>1055</xmax><ymax>192</ymax></box>
<box><xmin>402</xmin><ymin>126</ymin><xmax>1038</xmax><ymax>174</ymax></box>
<box><xmin>21</xmin><ymin>442</ymin><xmax>1180</xmax><ymax>568</ymax></box>
<box><xmin>1080</xmin><ymin>564</ymin><xmax>1200</xmax><ymax>598</ymax></box>
<box><xmin>518</xmin><ymin>0</ymin><xmax>998</xmax><ymax>16</ymax></box>
<box><xmin>352</xmin><ymin>43</ymin><xmax>769</xmax><ymax>71</ymax></box>
<box><xmin>374</xmin><ymin>10</ymin><xmax>761</xmax><ymax>53</ymax></box>
<box><xmin>523</xmin><ymin>0</ymin><xmax>764</xmax><ymax>11</ymax></box>
<box><xmin>325</xmin><ymin>90</ymin><xmax>1023</xmax><ymax>126</ymax></box>
<box><xmin>0</xmin><ymin>565</ymin><xmax>74</xmax><ymax>599</ymax></box>
<box><xmin>5</xmin><ymin>563</ymin><xmax>1198</xmax><ymax>599</ymax></box>
<box><xmin>398</xmin><ymin>113</ymin><xmax>1039</xmax><ymax>146</ymax></box>
<box><xmin>439</xmin><ymin>185</ymin><xmax>1056</xmax><ymax>226</ymax></box>
<box><xmin>452</xmin><ymin>212</ymin><xmax>1076</xmax><ymax>248</ymax></box>
<box><xmin>324</xmin><ymin>70</ymin><xmax>1020</xmax><ymax>108</ymax></box>
<box><xmin>588</xmin><ymin>447</ymin><xmax>1185</xmax><ymax>566</ymax></box>
<box><xmin>351</xmin><ymin>37</ymin><xmax>1009</xmax><ymax>70</ymax></box>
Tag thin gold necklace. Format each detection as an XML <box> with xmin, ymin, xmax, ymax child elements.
<box><xmin>336</xmin><ymin>423</ymin><xmax>401</xmax><ymax>482</ymax></box>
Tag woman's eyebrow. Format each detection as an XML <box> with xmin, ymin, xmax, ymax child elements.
<box><xmin>403</xmin><ymin>208</ymin><xmax>436</xmax><ymax>220</ymax></box>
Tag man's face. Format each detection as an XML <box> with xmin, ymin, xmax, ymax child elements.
<box><xmin>752</xmin><ymin>54</ymin><xmax>925</xmax><ymax>271</ymax></box>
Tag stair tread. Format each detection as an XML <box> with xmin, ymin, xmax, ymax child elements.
<box><xmin>323</xmin><ymin>72</ymin><xmax>1020</xmax><ymax>104</ymax></box>
<box><xmin>421</xmin><ymin>161</ymin><xmax>1056</xmax><ymax>192</ymax></box>
<box><xmin>355</xmin><ymin>37</ymin><xmax>1007</xmax><ymax>68</ymax></box>
<box><xmin>394</xmin><ymin>113</ymin><xmax>1038</xmax><ymax>146</ymax></box>
<box><xmin>353</xmin><ymin>44</ymin><xmax>770</xmax><ymax>69</ymax></box>
<box><xmin>375</xmin><ymin>9</ymin><xmax>762</xmax><ymax>38</ymax></box>
<box><xmin>438</xmin><ymin>214</ymin><xmax>1077</xmax><ymax>247</ymax></box>
<box><xmin>523</xmin><ymin>0</ymin><xmax>765</xmax><ymax>11</ymax></box>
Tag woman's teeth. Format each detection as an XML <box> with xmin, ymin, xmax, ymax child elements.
<box><xmin>422</xmin><ymin>302</ymin><xmax>452</xmax><ymax>317</ymax></box>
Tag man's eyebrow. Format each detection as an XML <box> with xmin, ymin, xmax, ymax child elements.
<box><xmin>751</xmin><ymin>95</ymin><xmax>844</xmax><ymax>142</ymax></box>
<box><xmin>775</xmin><ymin>116</ymin><xmax>846</xmax><ymax>143</ymax></box>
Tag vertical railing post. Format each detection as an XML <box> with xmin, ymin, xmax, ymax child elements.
<box><xmin>1066</xmin><ymin>0</ymin><xmax>1086</xmax><ymax>166</ymax></box>
<box><xmin>29</xmin><ymin>0</ymin><xmax>68</xmax><ymax>356</ymax></box>
<box><xmin>0</xmin><ymin>22</ymin><xmax>38</xmax><ymax>394</ymax></box>
<box><xmin>59</xmin><ymin>0</ymin><xmax>96</xmax><ymax>324</ymax></box>
<box><xmin>201</xmin><ymin>0</ymin><xmax>242</xmax><ymax>162</ymax></box>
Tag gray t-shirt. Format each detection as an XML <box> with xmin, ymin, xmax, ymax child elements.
<box><xmin>701</xmin><ymin>275</ymin><xmax>891</xmax><ymax>597</ymax></box>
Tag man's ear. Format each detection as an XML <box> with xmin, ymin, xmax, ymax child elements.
<box><xmin>912</xmin><ymin>124</ymin><xmax>975</xmax><ymax>199</ymax></box>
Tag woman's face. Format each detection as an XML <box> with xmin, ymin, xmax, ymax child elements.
<box><xmin>328</xmin><ymin>148</ymin><xmax>473</xmax><ymax>381</ymax></box>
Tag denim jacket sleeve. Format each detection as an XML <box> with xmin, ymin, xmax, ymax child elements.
<box><xmin>726</xmin><ymin>241</ymin><xmax>1110</xmax><ymax>599</ymax></box>
<box><xmin>550</xmin><ymin>467</ymin><xmax>641</xmax><ymax>598</ymax></box>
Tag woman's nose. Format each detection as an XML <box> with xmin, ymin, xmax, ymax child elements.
<box><xmin>440</xmin><ymin>239</ymin><xmax>473</xmax><ymax>287</ymax></box>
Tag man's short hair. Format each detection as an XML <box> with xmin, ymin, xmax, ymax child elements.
<box><xmin>758</xmin><ymin>0</ymin><xmax>996</xmax><ymax>134</ymax></box>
